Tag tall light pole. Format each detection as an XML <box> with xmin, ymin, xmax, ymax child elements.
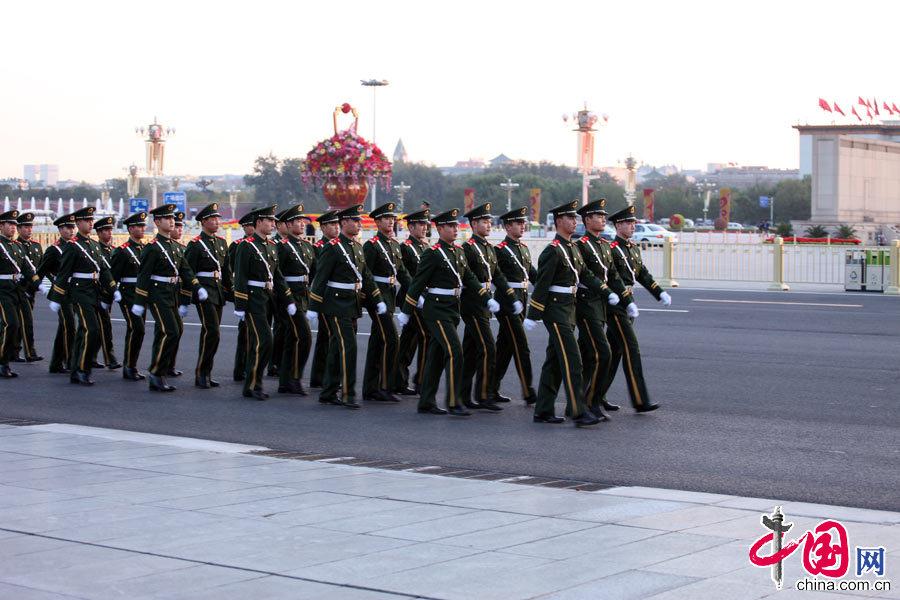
<box><xmin>623</xmin><ymin>155</ymin><xmax>638</xmax><ymax>206</ymax></box>
<box><xmin>226</xmin><ymin>186</ymin><xmax>241</xmax><ymax>222</ymax></box>
<box><xmin>135</xmin><ymin>117</ymin><xmax>175</xmax><ymax>210</ymax></box>
<box><xmin>393</xmin><ymin>181</ymin><xmax>411</xmax><ymax>212</ymax></box>
<box><xmin>500</xmin><ymin>177</ymin><xmax>519</xmax><ymax>212</ymax></box>
<box><xmin>562</xmin><ymin>104</ymin><xmax>607</xmax><ymax>205</ymax></box>
<box><xmin>361</xmin><ymin>79</ymin><xmax>389</xmax><ymax>210</ymax></box>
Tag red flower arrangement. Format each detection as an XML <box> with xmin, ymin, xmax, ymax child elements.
<box><xmin>763</xmin><ymin>237</ymin><xmax>861</xmax><ymax>245</ymax></box>
<box><xmin>299</xmin><ymin>129</ymin><xmax>392</xmax><ymax>190</ymax></box>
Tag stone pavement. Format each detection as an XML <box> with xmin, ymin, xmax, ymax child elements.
<box><xmin>0</xmin><ymin>423</ymin><xmax>897</xmax><ymax>600</ymax></box>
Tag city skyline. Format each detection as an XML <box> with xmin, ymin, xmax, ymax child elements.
<box><xmin>2</xmin><ymin>1</ymin><xmax>897</xmax><ymax>183</ymax></box>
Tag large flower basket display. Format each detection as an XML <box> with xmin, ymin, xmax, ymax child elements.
<box><xmin>300</xmin><ymin>103</ymin><xmax>392</xmax><ymax>210</ymax></box>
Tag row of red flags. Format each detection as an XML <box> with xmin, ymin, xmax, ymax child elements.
<box><xmin>818</xmin><ymin>97</ymin><xmax>899</xmax><ymax>121</ymax></box>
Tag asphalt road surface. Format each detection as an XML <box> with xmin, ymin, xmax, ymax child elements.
<box><xmin>3</xmin><ymin>287</ymin><xmax>898</xmax><ymax>511</ymax></box>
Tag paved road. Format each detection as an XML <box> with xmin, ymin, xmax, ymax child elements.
<box><xmin>3</xmin><ymin>288</ymin><xmax>898</xmax><ymax>510</ymax></box>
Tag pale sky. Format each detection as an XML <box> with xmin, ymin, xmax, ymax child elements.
<box><xmin>3</xmin><ymin>0</ymin><xmax>898</xmax><ymax>183</ymax></box>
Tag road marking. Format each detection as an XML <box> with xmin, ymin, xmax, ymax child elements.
<box><xmin>692</xmin><ymin>299</ymin><xmax>862</xmax><ymax>308</ymax></box>
<box><xmin>640</xmin><ymin>308</ymin><xmax>689</xmax><ymax>313</ymax></box>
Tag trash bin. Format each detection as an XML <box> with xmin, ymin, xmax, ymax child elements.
<box><xmin>845</xmin><ymin>249</ymin><xmax>865</xmax><ymax>291</ymax></box>
<box><xmin>865</xmin><ymin>249</ymin><xmax>885</xmax><ymax>292</ymax></box>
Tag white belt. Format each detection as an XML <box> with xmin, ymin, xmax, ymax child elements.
<box><xmin>373</xmin><ymin>275</ymin><xmax>396</xmax><ymax>285</ymax></box>
<box><xmin>195</xmin><ymin>270</ymin><xmax>220</xmax><ymax>279</ymax></box>
<box><xmin>71</xmin><ymin>272</ymin><xmax>98</xmax><ymax>280</ymax></box>
<box><xmin>509</xmin><ymin>282</ymin><xmax>527</xmax><ymax>289</ymax></box>
<box><xmin>150</xmin><ymin>275</ymin><xmax>178</xmax><ymax>284</ymax></box>
<box><xmin>284</xmin><ymin>275</ymin><xmax>308</xmax><ymax>283</ymax></box>
<box><xmin>428</xmin><ymin>287</ymin><xmax>459</xmax><ymax>296</ymax></box>
<box><xmin>549</xmin><ymin>285</ymin><xmax>576</xmax><ymax>294</ymax></box>
<box><xmin>0</xmin><ymin>274</ymin><xmax>18</xmax><ymax>281</ymax></box>
<box><xmin>248</xmin><ymin>280</ymin><xmax>273</xmax><ymax>290</ymax></box>
<box><xmin>327</xmin><ymin>281</ymin><xmax>359</xmax><ymax>290</ymax></box>
<box><xmin>120</xmin><ymin>277</ymin><xmax>137</xmax><ymax>283</ymax></box>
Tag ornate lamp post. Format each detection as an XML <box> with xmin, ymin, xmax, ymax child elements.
<box><xmin>393</xmin><ymin>181</ymin><xmax>411</xmax><ymax>212</ymax></box>
<box><xmin>563</xmin><ymin>104</ymin><xmax>607</xmax><ymax>205</ymax></box>
<box><xmin>624</xmin><ymin>155</ymin><xmax>638</xmax><ymax>206</ymax></box>
<box><xmin>696</xmin><ymin>180</ymin><xmax>716</xmax><ymax>224</ymax></box>
<box><xmin>361</xmin><ymin>79</ymin><xmax>389</xmax><ymax>210</ymax></box>
<box><xmin>226</xmin><ymin>187</ymin><xmax>241</xmax><ymax>222</ymax></box>
<box><xmin>135</xmin><ymin>117</ymin><xmax>175</xmax><ymax>209</ymax></box>
<box><xmin>500</xmin><ymin>177</ymin><xmax>520</xmax><ymax>212</ymax></box>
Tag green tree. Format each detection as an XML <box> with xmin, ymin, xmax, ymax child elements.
<box><xmin>805</xmin><ymin>224</ymin><xmax>828</xmax><ymax>237</ymax></box>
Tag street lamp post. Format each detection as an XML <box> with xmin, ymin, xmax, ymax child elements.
<box><xmin>361</xmin><ymin>78</ymin><xmax>389</xmax><ymax>211</ymax></box>
<box><xmin>696</xmin><ymin>180</ymin><xmax>716</xmax><ymax>224</ymax></box>
<box><xmin>393</xmin><ymin>181</ymin><xmax>411</xmax><ymax>213</ymax></box>
<box><xmin>226</xmin><ymin>187</ymin><xmax>241</xmax><ymax>222</ymax></box>
<box><xmin>135</xmin><ymin>117</ymin><xmax>175</xmax><ymax>210</ymax></box>
<box><xmin>500</xmin><ymin>177</ymin><xmax>519</xmax><ymax>212</ymax></box>
<box><xmin>563</xmin><ymin>104</ymin><xmax>607</xmax><ymax>206</ymax></box>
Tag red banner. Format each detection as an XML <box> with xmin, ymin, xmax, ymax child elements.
<box><xmin>719</xmin><ymin>188</ymin><xmax>731</xmax><ymax>222</ymax></box>
<box><xmin>643</xmin><ymin>189</ymin><xmax>655</xmax><ymax>222</ymax></box>
<box><xmin>529</xmin><ymin>189</ymin><xmax>541</xmax><ymax>222</ymax></box>
<box><xmin>464</xmin><ymin>189</ymin><xmax>475</xmax><ymax>213</ymax></box>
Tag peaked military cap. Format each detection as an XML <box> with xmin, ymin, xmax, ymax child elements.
<box><xmin>279</xmin><ymin>204</ymin><xmax>305</xmax><ymax>222</ymax></box>
<box><xmin>336</xmin><ymin>203</ymin><xmax>365</xmax><ymax>221</ymax></box>
<box><xmin>15</xmin><ymin>212</ymin><xmax>34</xmax><ymax>225</ymax></box>
<box><xmin>316</xmin><ymin>210</ymin><xmax>339</xmax><ymax>224</ymax></box>
<box><xmin>93</xmin><ymin>216</ymin><xmax>115</xmax><ymax>231</ymax></box>
<box><xmin>370</xmin><ymin>202</ymin><xmax>398</xmax><ymax>220</ymax></box>
<box><xmin>72</xmin><ymin>206</ymin><xmax>96</xmax><ymax>221</ymax></box>
<box><xmin>577</xmin><ymin>198</ymin><xmax>608</xmax><ymax>217</ymax></box>
<box><xmin>123</xmin><ymin>212</ymin><xmax>147</xmax><ymax>227</ymax></box>
<box><xmin>0</xmin><ymin>210</ymin><xmax>19</xmax><ymax>224</ymax></box>
<box><xmin>464</xmin><ymin>202</ymin><xmax>493</xmax><ymax>221</ymax></box>
<box><xmin>238</xmin><ymin>209</ymin><xmax>257</xmax><ymax>227</ymax></box>
<box><xmin>196</xmin><ymin>202</ymin><xmax>221</xmax><ymax>221</ymax></box>
<box><xmin>274</xmin><ymin>207</ymin><xmax>289</xmax><ymax>222</ymax></box>
<box><xmin>403</xmin><ymin>209</ymin><xmax>430</xmax><ymax>223</ymax></box>
<box><xmin>54</xmin><ymin>213</ymin><xmax>77</xmax><ymax>227</ymax></box>
<box><xmin>432</xmin><ymin>208</ymin><xmax>461</xmax><ymax>226</ymax></box>
<box><xmin>252</xmin><ymin>205</ymin><xmax>278</xmax><ymax>220</ymax></box>
<box><xmin>150</xmin><ymin>203</ymin><xmax>176</xmax><ymax>219</ymax></box>
<box><xmin>549</xmin><ymin>199</ymin><xmax>579</xmax><ymax>217</ymax></box>
<box><xmin>173</xmin><ymin>211</ymin><xmax>186</xmax><ymax>226</ymax></box>
<box><xmin>499</xmin><ymin>206</ymin><xmax>528</xmax><ymax>223</ymax></box>
<box><xmin>608</xmin><ymin>205</ymin><xmax>637</xmax><ymax>223</ymax></box>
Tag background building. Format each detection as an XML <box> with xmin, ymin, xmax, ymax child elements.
<box><xmin>23</xmin><ymin>164</ymin><xmax>59</xmax><ymax>186</ymax></box>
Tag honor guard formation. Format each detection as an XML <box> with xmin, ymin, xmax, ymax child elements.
<box><xmin>0</xmin><ymin>199</ymin><xmax>672</xmax><ymax>427</ymax></box>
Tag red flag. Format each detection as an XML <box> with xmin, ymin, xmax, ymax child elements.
<box><xmin>885</xmin><ymin>102</ymin><xmax>894</xmax><ymax>115</ymax></box>
<box><xmin>866</xmin><ymin>98</ymin><xmax>873</xmax><ymax>109</ymax></box>
<box><xmin>873</xmin><ymin>98</ymin><xmax>880</xmax><ymax>116</ymax></box>
<box><xmin>818</xmin><ymin>98</ymin><xmax>832</xmax><ymax>112</ymax></box>
<box><xmin>858</xmin><ymin>96</ymin><xmax>867</xmax><ymax>106</ymax></box>
<box><xmin>833</xmin><ymin>102</ymin><xmax>845</xmax><ymax>116</ymax></box>
<box><xmin>893</xmin><ymin>103</ymin><xmax>900</xmax><ymax>114</ymax></box>
<box><xmin>852</xmin><ymin>106</ymin><xmax>862</xmax><ymax>121</ymax></box>
<box><xmin>867</xmin><ymin>107</ymin><xmax>873</xmax><ymax>119</ymax></box>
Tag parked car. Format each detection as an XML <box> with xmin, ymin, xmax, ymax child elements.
<box><xmin>632</xmin><ymin>223</ymin><xmax>677</xmax><ymax>245</ymax></box>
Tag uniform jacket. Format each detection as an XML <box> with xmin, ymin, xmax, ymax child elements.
<box><xmin>495</xmin><ymin>236</ymin><xmax>538</xmax><ymax>315</ymax></box>
<box><xmin>308</xmin><ymin>233</ymin><xmax>380</xmax><ymax>318</ymax></box>
<box><xmin>232</xmin><ymin>234</ymin><xmax>292</xmax><ymax>314</ymax></box>
<box><xmin>364</xmin><ymin>233</ymin><xmax>411</xmax><ymax>313</ymax></box>
<box><xmin>133</xmin><ymin>234</ymin><xmax>201</xmax><ymax>308</ymax></box>
<box><xmin>277</xmin><ymin>233</ymin><xmax>316</xmax><ymax>312</ymax></box>
<box><xmin>401</xmin><ymin>238</ymin><xmax>489</xmax><ymax>321</ymax></box>
<box><xmin>398</xmin><ymin>236</ymin><xmax>428</xmax><ymax>301</ymax></box>
<box><xmin>184</xmin><ymin>232</ymin><xmax>233</xmax><ymax>306</ymax></box>
<box><xmin>47</xmin><ymin>233</ymin><xmax>116</xmax><ymax>308</ymax></box>
<box><xmin>608</xmin><ymin>235</ymin><xmax>663</xmax><ymax>316</ymax></box>
<box><xmin>0</xmin><ymin>234</ymin><xmax>39</xmax><ymax>304</ymax></box>
<box><xmin>574</xmin><ymin>232</ymin><xmax>632</xmax><ymax>322</ymax></box>
<box><xmin>36</xmin><ymin>238</ymin><xmax>69</xmax><ymax>303</ymax></box>
<box><xmin>110</xmin><ymin>239</ymin><xmax>144</xmax><ymax>306</ymax></box>
<box><xmin>15</xmin><ymin>238</ymin><xmax>42</xmax><ymax>300</ymax></box>
<box><xmin>460</xmin><ymin>234</ymin><xmax>513</xmax><ymax>317</ymax></box>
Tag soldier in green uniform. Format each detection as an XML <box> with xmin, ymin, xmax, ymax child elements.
<box><xmin>233</xmin><ymin>205</ymin><xmax>297</xmax><ymax>400</ymax></box>
<box><xmin>168</xmin><ymin>211</ymin><xmax>191</xmax><ymax>377</ymax></box>
<box><xmin>46</xmin><ymin>207</ymin><xmax>119</xmax><ymax>386</ymax></box>
<box><xmin>110</xmin><ymin>212</ymin><xmax>148</xmax><ymax>380</ymax></box>
<box><xmin>574</xmin><ymin>199</ymin><xmax>631</xmax><ymax>418</ymax></box>
<box><xmin>398</xmin><ymin>208</ymin><xmax>501</xmax><ymax>416</ymax></box>
<box><xmin>460</xmin><ymin>203</ymin><xmax>520</xmax><ymax>411</ymax></box>
<box><xmin>13</xmin><ymin>212</ymin><xmax>43</xmax><ymax>362</ymax></box>
<box><xmin>184</xmin><ymin>202</ymin><xmax>233</xmax><ymax>389</ymax></box>
<box><xmin>0</xmin><ymin>210</ymin><xmax>41</xmax><ymax>378</ymax></box>
<box><xmin>523</xmin><ymin>200</ymin><xmax>616</xmax><ymax>427</ymax></box>
<box><xmin>362</xmin><ymin>202</ymin><xmax>411</xmax><ymax>403</ymax></box>
<box><xmin>308</xmin><ymin>210</ymin><xmax>339</xmax><ymax>388</ymax></box>
<box><xmin>93</xmin><ymin>216</ymin><xmax>121</xmax><ymax>370</ymax></box>
<box><xmin>275</xmin><ymin>204</ymin><xmax>316</xmax><ymax>396</ymax></box>
<box><xmin>230</xmin><ymin>211</ymin><xmax>256</xmax><ymax>381</ymax></box>
<box><xmin>491</xmin><ymin>206</ymin><xmax>538</xmax><ymax>406</ymax></box>
<box><xmin>37</xmin><ymin>213</ymin><xmax>78</xmax><ymax>373</ymax></box>
<box><xmin>308</xmin><ymin>204</ymin><xmax>385</xmax><ymax>409</ymax></box>
<box><xmin>267</xmin><ymin>212</ymin><xmax>289</xmax><ymax>377</ymax></box>
<box><xmin>131</xmin><ymin>204</ymin><xmax>208</xmax><ymax>392</ymax></box>
<box><xmin>391</xmin><ymin>208</ymin><xmax>430</xmax><ymax>395</ymax></box>
<box><xmin>601</xmin><ymin>205</ymin><xmax>670</xmax><ymax>413</ymax></box>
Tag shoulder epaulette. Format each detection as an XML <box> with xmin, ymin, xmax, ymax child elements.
<box><xmin>177</xmin><ymin>241</ymin><xmax>186</xmax><ymax>247</ymax></box>
<box><xmin>280</xmin><ymin>238</ymin><xmax>288</xmax><ymax>244</ymax></box>
<box><xmin>119</xmin><ymin>241</ymin><xmax>130</xmax><ymax>249</ymax></box>
<box><xmin>193</xmin><ymin>235</ymin><xmax>202</xmax><ymax>242</ymax></box>
<box><xmin>550</xmin><ymin>240</ymin><xmax>560</xmax><ymax>247</ymax></box>
<box><xmin>216</xmin><ymin>235</ymin><xmax>225</xmax><ymax>240</ymax></box>
<box><xmin>430</xmin><ymin>243</ymin><xmax>440</xmax><ymax>250</ymax></box>
<box><xmin>368</xmin><ymin>236</ymin><xmax>378</xmax><ymax>243</ymax></box>
<box><xmin>314</xmin><ymin>240</ymin><xmax>325</xmax><ymax>247</ymax></box>
<box><xmin>329</xmin><ymin>238</ymin><xmax>340</xmax><ymax>245</ymax></box>
<box><xmin>268</xmin><ymin>239</ymin><xmax>277</xmax><ymax>244</ymax></box>
<box><xmin>610</xmin><ymin>241</ymin><xmax>618</xmax><ymax>248</ymax></box>
<box><xmin>497</xmin><ymin>241</ymin><xmax>507</xmax><ymax>248</ymax></box>
<box><xmin>53</xmin><ymin>241</ymin><xmax>61</xmax><ymax>246</ymax></box>
<box><xmin>454</xmin><ymin>243</ymin><xmax>462</xmax><ymax>249</ymax></box>
<box><xmin>404</xmin><ymin>239</ymin><xmax>412</xmax><ymax>246</ymax></box>
<box><xmin>390</xmin><ymin>237</ymin><xmax>398</xmax><ymax>242</ymax></box>
<box><xmin>466</xmin><ymin>238</ymin><xmax>475</xmax><ymax>245</ymax></box>
<box><xmin>579</xmin><ymin>236</ymin><xmax>589</xmax><ymax>243</ymax></box>
<box><xmin>246</xmin><ymin>236</ymin><xmax>256</xmax><ymax>243</ymax></box>
<box><xmin>14</xmin><ymin>240</ymin><xmax>22</xmax><ymax>245</ymax></box>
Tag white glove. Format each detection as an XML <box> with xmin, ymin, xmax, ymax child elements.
<box><xmin>131</xmin><ymin>304</ymin><xmax>145</xmax><ymax>317</ymax></box>
<box><xmin>197</xmin><ymin>287</ymin><xmax>209</xmax><ymax>302</ymax></box>
<box><xmin>396</xmin><ymin>312</ymin><xmax>410</xmax><ymax>327</ymax></box>
<box><xmin>376</xmin><ymin>301</ymin><xmax>387</xmax><ymax>315</ymax></box>
<box><xmin>49</xmin><ymin>301</ymin><xmax>61</xmax><ymax>313</ymax></box>
<box><xmin>178</xmin><ymin>305</ymin><xmax>189</xmax><ymax>318</ymax></box>
<box><xmin>113</xmin><ymin>290</ymin><xmax>122</xmax><ymax>303</ymax></box>
<box><xmin>100</xmin><ymin>302</ymin><xmax>111</xmax><ymax>311</ymax></box>
<box><xmin>607</xmin><ymin>292</ymin><xmax>620</xmax><ymax>306</ymax></box>
<box><xmin>417</xmin><ymin>296</ymin><xmax>425</xmax><ymax>309</ymax></box>
<box><xmin>512</xmin><ymin>300</ymin><xmax>524</xmax><ymax>315</ymax></box>
<box><xmin>39</xmin><ymin>282</ymin><xmax>51</xmax><ymax>296</ymax></box>
<box><xmin>660</xmin><ymin>291</ymin><xmax>672</xmax><ymax>307</ymax></box>
<box><xmin>626</xmin><ymin>303</ymin><xmax>639</xmax><ymax>319</ymax></box>
<box><xmin>305</xmin><ymin>310</ymin><xmax>318</xmax><ymax>323</ymax></box>
<box><xmin>523</xmin><ymin>318</ymin><xmax>538</xmax><ymax>332</ymax></box>
<box><xmin>234</xmin><ymin>310</ymin><xmax>245</xmax><ymax>321</ymax></box>
<box><xmin>487</xmin><ymin>299</ymin><xmax>500</xmax><ymax>313</ymax></box>
<box><xmin>287</xmin><ymin>303</ymin><xmax>297</xmax><ymax>316</ymax></box>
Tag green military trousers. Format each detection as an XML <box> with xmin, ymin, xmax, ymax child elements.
<box><xmin>0</xmin><ymin>297</ymin><xmax>20</xmax><ymax>366</ymax></box>
<box><xmin>243</xmin><ymin>310</ymin><xmax>272</xmax><ymax>395</ymax></box>
<box><xmin>279</xmin><ymin>308</ymin><xmax>311</xmax><ymax>388</ymax></box>
<box><xmin>119</xmin><ymin>303</ymin><xmax>145</xmax><ymax>369</ymax></box>
<box><xmin>321</xmin><ymin>315</ymin><xmax>358</xmax><ymax>404</ymax></box>
<box><xmin>577</xmin><ymin>315</ymin><xmax>612</xmax><ymax>410</ymax></box>
<box><xmin>14</xmin><ymin>297</ymin><xmax>35</xmax><ymax>359</ymax></box>
<box><xmin>363</xmin><ymin>310</ymin><xmax>398</xmax><ymax>396</ymax></box>
<box><xmin>309</xmin><ymin>314</ymin><xmax>330</xmax><ymax>388</ymax></box>
<box><xmin>392</xmin><ymin>307</ymin><xmax>427</xmax><ymax>392</ymax></box>
<box><xmin>602</xmin><ymin>313</ymin><xmax>652</xmax><ymax>409</ymax></box>
<box><xmin>68</xmin><ymin>303</ymin><xmax>101</xmax><ymax>376</ymax></box>
<box><xmin>492</xmin><ymin>311</ymin><xmax>536</xmax><ymax>401</ymax></box>
<box><xmin>534</xmin><ymin>318</ymin><xmax>589</xmax><ymax>420</ymax></box>
<box><xmin>195</xmin><ymin>302</ymin><xmax>223</xmax><ymax>378</ymax></box>
<box><xmin>97</xmin><ymin>306</ymin><xmax>118</xmax><ymax>366</ymax></box>
<box><xmin>420</xmin><ymin>316</ymin><xmax>464</xmax><ymax>410</ymax></box>
<box><xmin>147</xmin><ymin>304</ymin><xmax>181</xmax><ymax>376</ymax></box>
<box><xmin>50</xmin><ymin>303</ymin><xmax>75</xmax><ymax>372</ymax></box>
<box><xmin>460</xmin><ymin>313</ymin><xmax>495</xmax><ymax>403</ymax></box>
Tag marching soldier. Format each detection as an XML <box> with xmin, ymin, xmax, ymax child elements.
<box><xmin>230</xmin><ymin>211</ymin><xmax>256</xmax><ymax>381</ymax></box>
<box><xmin>307</xmin><ymin>204</ymin><xmax>385</xmax><ymax>409</ymax></box>
<box><xmin>275</xmin><ymin>204</ymin><xmax>316</xmax><ymax>395</ymax></box>
<box><xmin>492</xmin><ymin>206</ymin><xmax>538</xmax><ymax>405</ymax></box>
<box><xmin>232</xmin><ymin>205</ymin><xmax>297</xmax><ymax>400</ymax></box>
<box><xmin>362</xmin><ymin>202</ymin><xmax>411</xmax><ymax>403</ymax></box>
<box><xmin>600</xmin><ymin>205</ymin><xmax>670</xmax><ymax>413</ymax></box>
<box><xmin>46</xmin><ymin>207</ymin><xmax>119</xmax><ymax>386</ymax></box>
<box><xmin>397</xmin><ymin>208</ymin><xmax>501</xmax><ymax>416</ymax></box>
<box><xmin>36</xmin><ymin>213</ymin><xmax>77</xmax><ymax>374</ymax></box>
<box><xmin>391</xmin><ymin>208</ymin><xmax>430</xmax><ymax>395</ymax></box>
<box><xmin>131</xmin><ymin>204</ymin><xmax>208</xmax><ymax>392</ymax></box>
<box><xmin>93</xmin><ymin>216</ymin><xmax>121</xmax><ymax>370</ymax></box>
<box><xmin>110</xmin><ymin>212</ymin><xmax>148</xmax><ymax>380</ymax></box>
<box><xmin>14</xmin><ymin>212</ymin><xmax>43</xmax><ymax>363</ymax></box>
<box><xmin>522</xmin><ymin>200</ymin><xmax>615</xmax><ymax>427</ymax></box>
<box><xmin>460</xmin><ymin>203</ymin><xmax>519</xmax><ymax>411</ymax></box>
<box><xmin>574</xmin><ymin>199</ymin><xmax>630</xmax><ymax>418</ymax></box>
<box><xmin>308</xmin><ymin>210</ymin><xmax>340</xmax><ymax>388</ymax></box>
<box><xmin>169</xmin><ymin>211</ymin><xmax>191</xmax><ymax>377</ymax></box>
<box><xmin>268</xmin><ymin>211</ymin><xmax>290</xmax><ymax>377</ymax></box>
<box><xmin>184</xmin><ymin>202</ymin><xmax>233</xmax><ymax>389</ymax></box>
<box><xmin>0</xmin><ymin>210</ymin><xmax>40</xmax><ymax>378</ymax></box>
